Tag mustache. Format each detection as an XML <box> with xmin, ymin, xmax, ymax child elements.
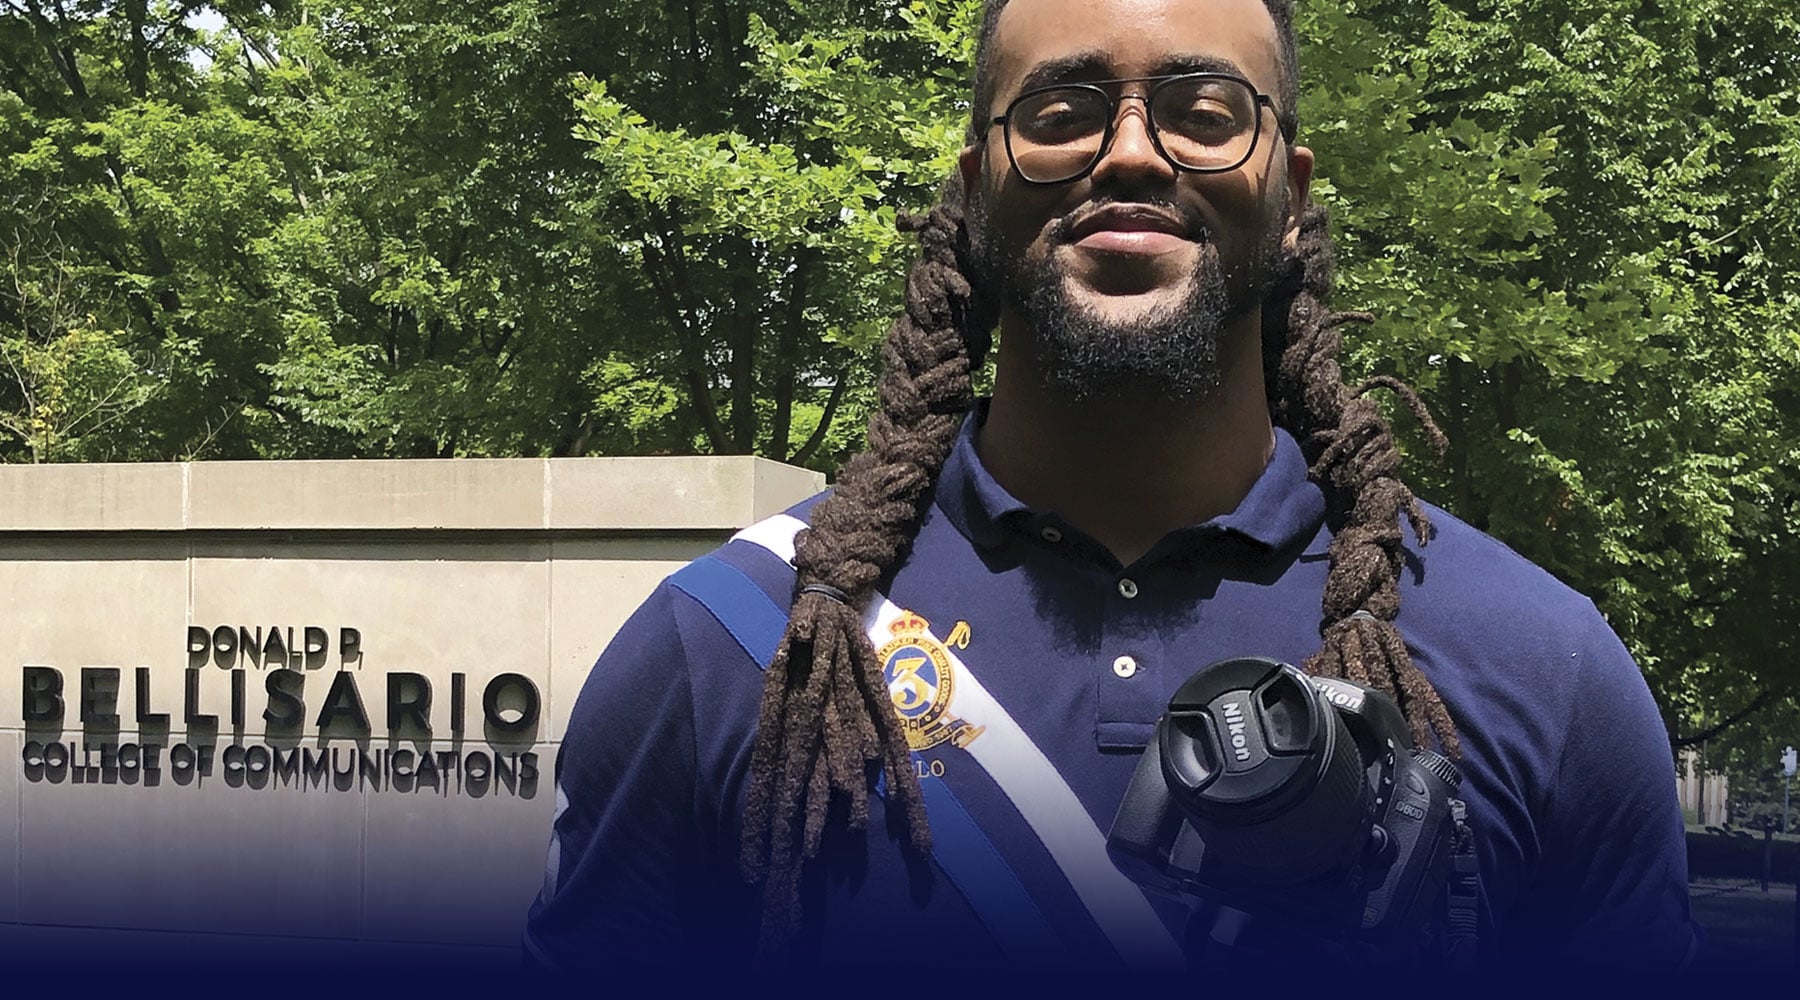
<box><xmin>1049</xmin><ymin>195</ymin><xmax>1211</xmax><ymax>244</ymax></box>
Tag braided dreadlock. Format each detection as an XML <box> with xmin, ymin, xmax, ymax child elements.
<box><xmin>737</xmin><ymin>191</ymin><xmax>994</xmax><ymax>955</ymax></box>
<box><xmin>1266</xmin><ymin>203</ymin><xmax>1458</xmax><ymax>756</ymax></box>
<box><xmin>739</xmin><ymin>0</ymin><xmax>1459</xmax><ymax>954</ymax></box>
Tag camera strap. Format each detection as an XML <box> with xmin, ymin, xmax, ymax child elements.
<box><xmin>728</xmin><ymin>514</ymin><xmax>1187</xmax><ymax>970</ymax></box>
<box><xmin>1443</xmin><ymin>798</ymin><xmax>1481</xmax><ymax>968</ymax></box>
<box><xmin>667</xmin><ymin>551</ymin><xmax>1066</xmax><ymax>966</ymax></box>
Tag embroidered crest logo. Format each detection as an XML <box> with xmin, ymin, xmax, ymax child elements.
<box><xmin>877</xmin><ymin>611</ymin><xmax>984</xmax><ymax>751</ymax></box>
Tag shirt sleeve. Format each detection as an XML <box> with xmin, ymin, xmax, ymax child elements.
<box><xmin>522</xmin><ymin>582</ymin><xmax>758</xmax><ymax>967</ymax></box>
<box><xmin>1506</xmin><ymin>617</ymin><xmax>1700</xmax><ymax>967</ymax></box>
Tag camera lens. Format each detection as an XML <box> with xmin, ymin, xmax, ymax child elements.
<box><xmin>1158</xmin><ymin>658</ymin><xmax>1371</xmax><ymax>883</ymax></box>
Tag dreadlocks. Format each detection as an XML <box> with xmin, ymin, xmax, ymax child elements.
<box><xmin>1266</xmin><ymin>203</ymin><xmax>1458</xmax><ymax>756</ymax></box>
<box><xmin>738</xmin><ymin>0</ymin><xmax>1459</xmax><ymax>954</ymax></box>
<box><xmin>737</xmin><ymin>192</ymin><xmax>994</xmax><ymax>955</ymax></box>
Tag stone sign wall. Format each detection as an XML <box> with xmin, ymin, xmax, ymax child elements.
<box><xmin>0</xmin><ymin>457</ymin><xmax>823</xmax><ymax>965</ymax></box>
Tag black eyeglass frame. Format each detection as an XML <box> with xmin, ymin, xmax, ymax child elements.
<box><xmin>984</xmin><ymin>72</ymin><xmax>1292</xmax><ymax>186</ymax></box>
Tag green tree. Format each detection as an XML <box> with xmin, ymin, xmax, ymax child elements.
<box><xmin>0</xmin><ymin>191</ymin><xmax>157</xmax><ymax>460</ymax></box>
<box><xmin>0</xmin><ymin>0</ymin><xmax>979</xmax><ymax>466</ymax></box>
<box><xmin>3</xmin><ymin>0</ymin><xmax>1795</xmax><ymax>747</ymax></box>
<box><xmin>1295</xmin><ymin>0</ymin><xmax>1800</xmax><ymax>748</ymax></box>
<box><xmin>565</xmin><ymin>0</ymin><xmax>977</xmax><ymax>465</ymax></box>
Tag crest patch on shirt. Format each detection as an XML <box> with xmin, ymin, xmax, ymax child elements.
<box><xmin>878</xmin><ymin>610</ymin><xmax>984</xmax><ymax>751</ymax></box>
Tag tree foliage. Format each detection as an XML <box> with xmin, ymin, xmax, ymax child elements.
<box><xmin>2</xmin><ymin>0</ymin><xmax>1795</xmax><ymax>751</ymax></box>
<box><xmin>1293</xmin><ymin>1</ymin><xmax>1800</xmax><ymax>756</ymax></box>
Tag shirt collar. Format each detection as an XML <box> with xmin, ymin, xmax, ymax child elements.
<box><xmin>935</xmin><ymin>402</ymin><xmax>1327</xmax><ymax>558</ymax></box>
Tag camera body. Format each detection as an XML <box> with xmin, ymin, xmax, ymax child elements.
<box><xmin>1107</xmin><ymin>657</ymin><xmax>1461</xmax><ymax>947</ymax></box>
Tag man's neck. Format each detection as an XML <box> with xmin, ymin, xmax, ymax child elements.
<box><xmin>976</xmin><ymin>317</ymin><xmax>1276</xmax><ymax>566</ymax></box>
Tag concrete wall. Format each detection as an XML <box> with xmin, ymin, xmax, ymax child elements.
<box><xmin>0</xmin><ymin>456</ymin><xmax>823</xmax><ymax>966</ymax></box>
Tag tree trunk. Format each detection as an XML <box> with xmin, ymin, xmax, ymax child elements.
<box><xmin>679</xmin><ymin>0</ymin><xmax>703</xmax><ymax>88</ymax></box>
<box><xmin>124</xmin><ymin>0</ymin><xmax>150</xmax><ymax>99</ymax></box>
<box><xmin>639</xmin><ymin>214</ymin><xmax>728</xmax><ymax>452</ymax></box>
<box><xmin>1447</xmin><ymin>359</ymin><xmax>1473</xmax><ymax>519</ymax></box>
<box><xmin>767</xmin><ymin>250</ymin><xmax>812</xmax><ymax>461</ymax></box>
<box><xmin>791</xmin><ymin>369</ymin><xmax>851</xmax><ymax>468</ymax></box>
<box><xmin>1496</xmin><ymin>359</ymin><xmax>1522</xmax><ymax>434</ymax></box>
<box><xmin>727</xmin><ymin>258</ymin><xmax>757</xmax><ymax>454</ymax></box>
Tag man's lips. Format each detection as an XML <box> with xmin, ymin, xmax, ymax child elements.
<box><xmin>1063</xmin><ymin>205</ymin><xmax>1197</xmax><ymax>256</ymax></box>
<box><xmin>1072</xmin><ymin>229</ymin><xmax>1192</xmax><ymax>254</ymax></box>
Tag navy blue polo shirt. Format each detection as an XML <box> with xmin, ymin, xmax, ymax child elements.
<box><xmin>527</xmin><ymin>409</ymin><xmax>1696</xmax><ymax>970</ymax></box>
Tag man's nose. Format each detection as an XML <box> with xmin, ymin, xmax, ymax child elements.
<box><xmin>1090</xmin><ymin>97</ymin><xmax>1177</xmax><ymax>184</ymax></box>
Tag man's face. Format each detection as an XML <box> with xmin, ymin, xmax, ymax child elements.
<box><xmin>961</xmin><ymin>0</ymin><xmax>1312</xmax><ymax>403</ymax></box>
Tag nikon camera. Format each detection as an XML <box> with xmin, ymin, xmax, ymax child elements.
<box><xmin>1107</xmin><ymin>657</ymin><xmax>1469</xmax><ymax>952</ymax></box>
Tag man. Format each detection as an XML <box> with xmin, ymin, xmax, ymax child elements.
<box><xmin>526</xmin><ymin>0</ymin><xmax>1696</xmax><ymax>969</ymax></box>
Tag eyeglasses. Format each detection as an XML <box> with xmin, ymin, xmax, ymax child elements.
<box><xmin>985</xmin><ymin>73</ymin><xmax>1286</xmax><ymax>185</ymax></box>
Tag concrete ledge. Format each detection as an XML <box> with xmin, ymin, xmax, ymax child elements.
<box><xmin>547</xmin><ymin>457</ymin><xmax>825</xmax><ymax>530</ymax></box>
<box><xmin>0</xmin><ymin>457</ymin><xmax>825</xmax><ymax>532</ymax></box>
<box><xmin>189</xmin><ymin>459</ymin><xmax>543</xmax><ymax>530</ymax></box>
<box><xmin>0</xmin><ymin>463</ymin><xmax>187</xmax><ymax>532</ymax></box>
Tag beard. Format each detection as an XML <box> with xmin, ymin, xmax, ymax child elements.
<box><xmin>969</xmin><ymin>191</ymin><xmax>1286</xmax><ymax>405</ymax></box>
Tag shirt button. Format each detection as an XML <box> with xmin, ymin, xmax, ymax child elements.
<box><xmin>1040</xmin><ymin>526</ymin><xmax>1063</xmax><ymax>543</ymax></box>
<box><xmin>1117</xmin><ymin>578</ymin><xmax>1139</xmax><ymax>599</ymax></box>
<box><xmin>1113</xmin><ymin>655</ymin><xmax>1138</xmax><ymax>679</ymax></box>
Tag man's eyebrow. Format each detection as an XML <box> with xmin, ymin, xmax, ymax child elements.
<box><xmin>1014</xmin><ymin>52</ymin><xmax>1254</xmax><ymax>96</ymax></box>
<box><xmin>1152</xmin><ymin>54</ymin><xmax>1249</xmax><ymax>79</ymax></box>
<box><xmin>1015</xmin><ymin>53</ymin><xmax>1111</xmax><ymax>94</ymax></box>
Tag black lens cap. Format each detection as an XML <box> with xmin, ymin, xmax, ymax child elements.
<box><xmin>1160</xmin><ymin>657</ymin><xmax>1332</xmax><ymax>821</ymax></box>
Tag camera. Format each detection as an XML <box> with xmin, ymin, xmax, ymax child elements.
<box><xmin>1107</xmin><ymin>656</ymin><xmax>1468</xmax><ymax>952</ymax></box>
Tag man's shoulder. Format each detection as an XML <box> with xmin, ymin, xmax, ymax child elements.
<box><xmin>1406</xmin><ymin>500</ymin><xmax>1611</xmax><ymax>639</ymax></box>
<box><xmin>688</xmin><ymin>488</ymin><xmax>827</xmax><ymax>592</ymax></box>
<box><xmin>562</xmin><ymin>494</ymin><xmax>831</xmax><ymax>751</ymax></box>
<box><xmin>1397</xmin><ymin>499</ymin><xmax>1647</xmax><ymax>718</ymax></box>
<box><xmin>1393</xmin><ymin>504</ymin><xmax>1674</xmax><ymax>753</ymax></box>
<box><xmin>609</xmin><ymin>489</ymin><xmax>829</xmax><ymax>653</ymax></box>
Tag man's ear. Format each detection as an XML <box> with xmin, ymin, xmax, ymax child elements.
<box><xmin>959</xmin><ymin>142</ymin><xmax>984</xmax><ymax>200</ymax></box>
<box><xmin>1283</xmin><ymin>144</ymin><xmax>1315</xmax><ymax>253</ymax></box>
